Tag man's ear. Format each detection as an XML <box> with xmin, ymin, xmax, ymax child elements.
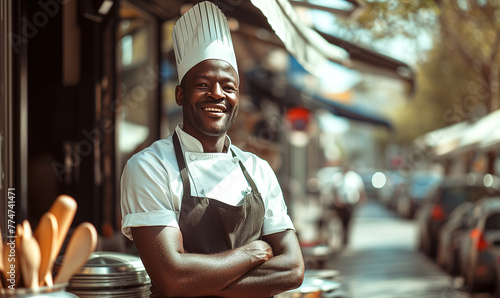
<box><xmin>175</xmin><ymin>85</ymin><xmax>183</xmax><ymax>106</ymax></box>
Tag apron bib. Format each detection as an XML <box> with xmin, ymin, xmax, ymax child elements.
<box><xmin>150</xmin><ymin>132</ymin><xmax>265</xmax><ymax>297</ymax></box>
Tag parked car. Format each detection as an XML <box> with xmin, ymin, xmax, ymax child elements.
<box><xmin>395</xmin><ymin>171</ymin><xmax>442</xmax><ymax>219</ymax></box>
<box><xmin>436</xmin><ymin>202</ymin><xmax>474</xmax><ymax>275</ymax></box>
<box><xmin>416</xmin><ymin>173</ymin><xmax>500</xmax><ymax>259</ymax></box>
<box><xmin>458</xmin><ymin>197</ymin><xmax>500</xmax><ymax>293</ymax></box>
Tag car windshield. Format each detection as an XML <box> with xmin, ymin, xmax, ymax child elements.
<box><xmin>440</xmin><ymin>186</ymin><xmax>494</xmax><ymax>215</ymax></box>
<box><xmin>485</xmin><ymin>212</ymin><xmax>500</xmax><ymax>230</ymax></box>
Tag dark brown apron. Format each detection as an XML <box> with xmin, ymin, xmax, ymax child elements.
<box><xmin>150</xmin><ymin>132</ymin><xmax>265</xmax><ymax>297</ymax></box>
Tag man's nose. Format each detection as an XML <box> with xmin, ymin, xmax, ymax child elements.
<box><xmin>208</xmin><ymin>83</ymin><xmax>224</xmax><ymax>99</ymax></box>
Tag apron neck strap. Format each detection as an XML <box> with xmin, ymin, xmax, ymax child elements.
<box><xmin>173</xmin><ymin>132</ymin><xmax>191</xmax><ymax>198</ymax></box>
<box><xmin>230</xmin><ymin>149</ymin><xmax>259</xmax><ymax>193</ymax></box>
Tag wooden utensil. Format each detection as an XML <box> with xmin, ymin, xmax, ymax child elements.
<box><xmin>34</xmin><ymin>212</ymin><xmax>58</xmax><ymax>287</ymax></box>
<box><xmin>22</xmin><ymin>220</ymin><xmax>31</xmax><ymax>238</ymax></box>
<box><xmin>2</xmin><ymin>224</ymin><xmax>24</xmax><ymax>288</ymax></box>
<box><xmin>48</xmin><ymin>195</ymin><xmax>77</xmax><ymax>260</ymax></box>
<box><xmin>54</xmin><ymin>222</ymin><xmax>97</xmax><ymax>285</ymax></box>
<box><xmin>20</xmin><ymin>221</ymin><xmax>41</xmax><ymax>289</ymax></box>
<box><xmin>0</xmin><ymin>227</ymin><xmax>5</xmax><ymax>288</ymax></box>
<box><xmin>2</xmin><ymin>241</ymin><xmax>9</xmax><ymax>289</ymax></box>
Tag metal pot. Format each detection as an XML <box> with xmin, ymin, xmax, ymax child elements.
<box><xmin>53</xmin><ymin>251</ymin><xmax>151</xmax><ymax>298</ymax></box>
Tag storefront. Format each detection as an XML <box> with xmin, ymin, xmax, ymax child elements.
<box><xmin>1</xmin><ymin>0</ymin><xmax>412</xmax><ymax>249</ymax></box>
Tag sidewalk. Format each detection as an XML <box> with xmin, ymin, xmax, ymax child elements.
<box><xmin>325</xmin><ymin>200</ymin><xmax>468</xmax><ymax>298</ymax></box>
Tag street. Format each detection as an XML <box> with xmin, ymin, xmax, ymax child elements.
<box><xmin>325</xmin><ymin>200</ymin><xmax>493</xmax><ymax>298</ymax></box>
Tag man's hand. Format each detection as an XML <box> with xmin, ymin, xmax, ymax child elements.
<box><xmin>216</xmin><ymin>230</ymin><xmax>304</xmax><ymax>297</ymax></box>
<box><xmin>242</xmin><ymin>240</ymin><xmax>273</xmax><ymax>263</ymax></box>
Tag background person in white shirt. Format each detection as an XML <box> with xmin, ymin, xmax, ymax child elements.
<box><xmin>120</xmin><ymin>2</ymin><xmax>304</xmax><ymax>297</ymax></box>
<box><xmin>333</xmin><ymin>164</ymin><xmax>366</xmax><ymax>245</ymax></box>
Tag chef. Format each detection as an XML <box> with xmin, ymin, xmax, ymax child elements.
<box><xmin>120</xmin><ymin>2</ymin><xmax>304</xmax><ymax>297</ymax></box>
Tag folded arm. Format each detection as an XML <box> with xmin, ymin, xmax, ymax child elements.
<box><xmin>215</xmin><ymin>229</ymin><xmax>305</xmax><ymax>297</ymax></box>
<box><xmin>131</xmin><ymin>226</ymin><xmax>274</xmax><ymax>297</ymax></box>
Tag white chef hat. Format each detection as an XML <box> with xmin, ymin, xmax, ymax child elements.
<box><xmin>172</xmin><ymin>1</ymin><xmax>238</xmax><ymax>84</ymax></box>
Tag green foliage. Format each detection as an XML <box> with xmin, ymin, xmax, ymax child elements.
<box><xmin>392</xmin><ymin>37</ymin><xmax>480</xmax><ymax>144</ymax></box>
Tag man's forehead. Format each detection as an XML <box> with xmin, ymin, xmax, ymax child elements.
<box><xmin>188</xmin><ymin>60</ymin><xmax>239</xmax><ymax>82</ymax></box>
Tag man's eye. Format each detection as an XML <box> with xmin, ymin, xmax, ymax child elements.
<box><xmin>196</xmin><ymin>83</ymin><xmax>208</xmax><ymax>88</ymax></box>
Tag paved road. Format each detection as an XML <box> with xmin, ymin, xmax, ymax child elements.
<box><xmin>325</xmin><ymin>200</ymin><xmax>492</xmax><ymax>298</ymax></box>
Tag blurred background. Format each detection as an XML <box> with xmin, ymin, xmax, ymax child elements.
<box><xmin>1</xmin><ymin>0</ymin><xmax>500</xmax><ymax>297</ymax></box>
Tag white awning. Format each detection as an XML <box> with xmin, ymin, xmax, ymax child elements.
<box><xmin>455</xmin><ymin>109</ymin><xmax>500</xmax><ymax>155</ymax></box>
<box><xmin>415</xmin><ymin>121</ymin><xmax>470</xmax><ymax>159</ymax></box>
<box><xmin>250</xmin><ymin>0</ymin><xmax>350</xmax><ymax>76</ymax></box>
<box><xmin>480</xmin><ymin>126</ymin><xmax>500</xmax><ymax>152</ymax></box>
<box><xmin>415</xmin><ymin>109</ymin><xmax>500</xmax><ymax>159</ymax></box>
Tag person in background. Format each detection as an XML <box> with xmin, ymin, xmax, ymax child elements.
<box><xmin>120</xmin><ymin>2</ymin><xmax>304</xmax><ymax>297</ymax></box>
<box><xmin>333</xmin><ymin>164</ymin><xmax>366</xmax><ymax>245</ymax></box>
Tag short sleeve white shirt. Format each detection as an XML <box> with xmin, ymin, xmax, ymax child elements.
<box><xmin>121</xmin><ymin>125</ymin><xmax>294</xmax><ymax>240</ymax></box>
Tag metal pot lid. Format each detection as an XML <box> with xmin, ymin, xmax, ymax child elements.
<box><xmin>65</xmin><ymin>276</ymin><xmax>151</xmax><ymax>289</ymax></box>
<box><xmin>54</xmin><ymin>251</ymin><xmax>151</xmax><ymax>289</ymax></box>
<box><xmin>55</xmin><ymin>251</ymin><xmax>147</xmax><ymax>275</ymax></box>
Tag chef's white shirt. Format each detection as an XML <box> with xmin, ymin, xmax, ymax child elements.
<box><xmin>121</xmin><ymin>125</ymin><xmax>294</xmax><ymax>241</ymax></box>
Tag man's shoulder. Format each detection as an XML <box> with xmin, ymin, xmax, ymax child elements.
<box><xmin>229</xmin><ymin>145</ymin><xmax>273</xmax><ymax>171</ymax></box>
<box><xmin>127</xmin><ymin>137</ymin><xmax>175</xmax><ymax>167</ymax></box>
<box><xmin>230</xmin><ymin>145</ymin><xmax>263</xmax><ymax>161</ymax></box>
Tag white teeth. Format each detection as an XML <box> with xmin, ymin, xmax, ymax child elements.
<box><xmin>204</xmin><ymin>107</ymin><xmax>223</xmax><ymax>113</ymax></box>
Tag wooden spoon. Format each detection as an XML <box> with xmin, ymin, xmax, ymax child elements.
<box><xmin>0</xmin><ymin>227</ymin><xmax>5</xmax><ymax>288</ymax></box>
<box><xmin>2</xmin><ymin>224</ymin><xmax>24</xmax><ymax>287</ymax></box>
<box><xmin>20</xmin><ymin>221</ymin><xmax>41</xmax><ymax>289</ymax></box>
<box><xmin>54</xmin><ymin>222</ymin><xmax>97</xmax><ymax>285</ymax></box>
<box><xmin>0</xmin><ymin>229</ymin><xmax>7</xmax><ymax>288</ymax></box>
<box><xmin>34</xmin><ymin>212</ymin><xmax>58</xmax><ymax>287</ymax></box>
<box><xmin>22</xmin><ymin>220</ymin><xmax>31</xmax><ymax>238</ymax></box>
<box><xmin>48</xmin><ymin>195</ymin><xmax>77</xmax><ymax>260</ymax></box>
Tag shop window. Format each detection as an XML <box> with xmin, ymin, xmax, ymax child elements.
<box><xmin>116</xmin><ymin>2</ymin><xmax>158</xmax><ymax>171</ymax></box>
<box><xmin>160</xmin><ymin>20</ymin><xmax>181</xmax><ymax>137</ymax></box>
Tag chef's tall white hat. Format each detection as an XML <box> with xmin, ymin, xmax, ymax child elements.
<box><xmin>172</xmin><ymin>1</ymin><xmax>238</xmax><ymax>84</ymax></box>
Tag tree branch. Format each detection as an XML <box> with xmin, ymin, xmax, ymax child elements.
<box><xmin>489</xmin><ymin>30</ymin><xmax>500</xmax><ymax>63</ymax></box>
<box><xmin>437</xmin><ymin>2</ymin><xmax>478</xmax><ymax>66</ymax></box>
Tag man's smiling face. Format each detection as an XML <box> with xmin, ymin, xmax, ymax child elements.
<box><xmin>176</xmin><ymin>59</ymin><xmax>239</xmax><ymax>140</ymax></box>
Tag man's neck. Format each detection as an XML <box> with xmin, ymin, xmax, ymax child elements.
<box><xmin>179</xmin><ymin>126</ymin><xmax>228</xmax><ymax>153</ymax></box>
<box><xmin>201</xmin><ymin>136</ymin><xmax>227</xmax><ymax>153</ymax></box>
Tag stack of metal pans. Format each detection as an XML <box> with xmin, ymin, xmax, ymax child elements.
<box><xmin>54</xmin><ymin>251</ymin><xmax>151</xmax><ymax>298</ymax></box>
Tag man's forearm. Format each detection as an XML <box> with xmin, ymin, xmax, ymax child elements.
<box><xmin>167</xmin><ymin>242</ymin><xmax>273</xmax><ymax>296</ymax></box>
<box><xmin>217</xmin><ymin>255</ymin><xmax>303</xmax><ymax>297</ymax></box>
<box><xmin>215</xmin><ymin>231</ymin><xmax>305</xmax><ymax>297</ymax></box>
<box><xmin>132</xmin><ymin>226</ymin><xmax>273</xmax><ymax>297</ymax></box>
